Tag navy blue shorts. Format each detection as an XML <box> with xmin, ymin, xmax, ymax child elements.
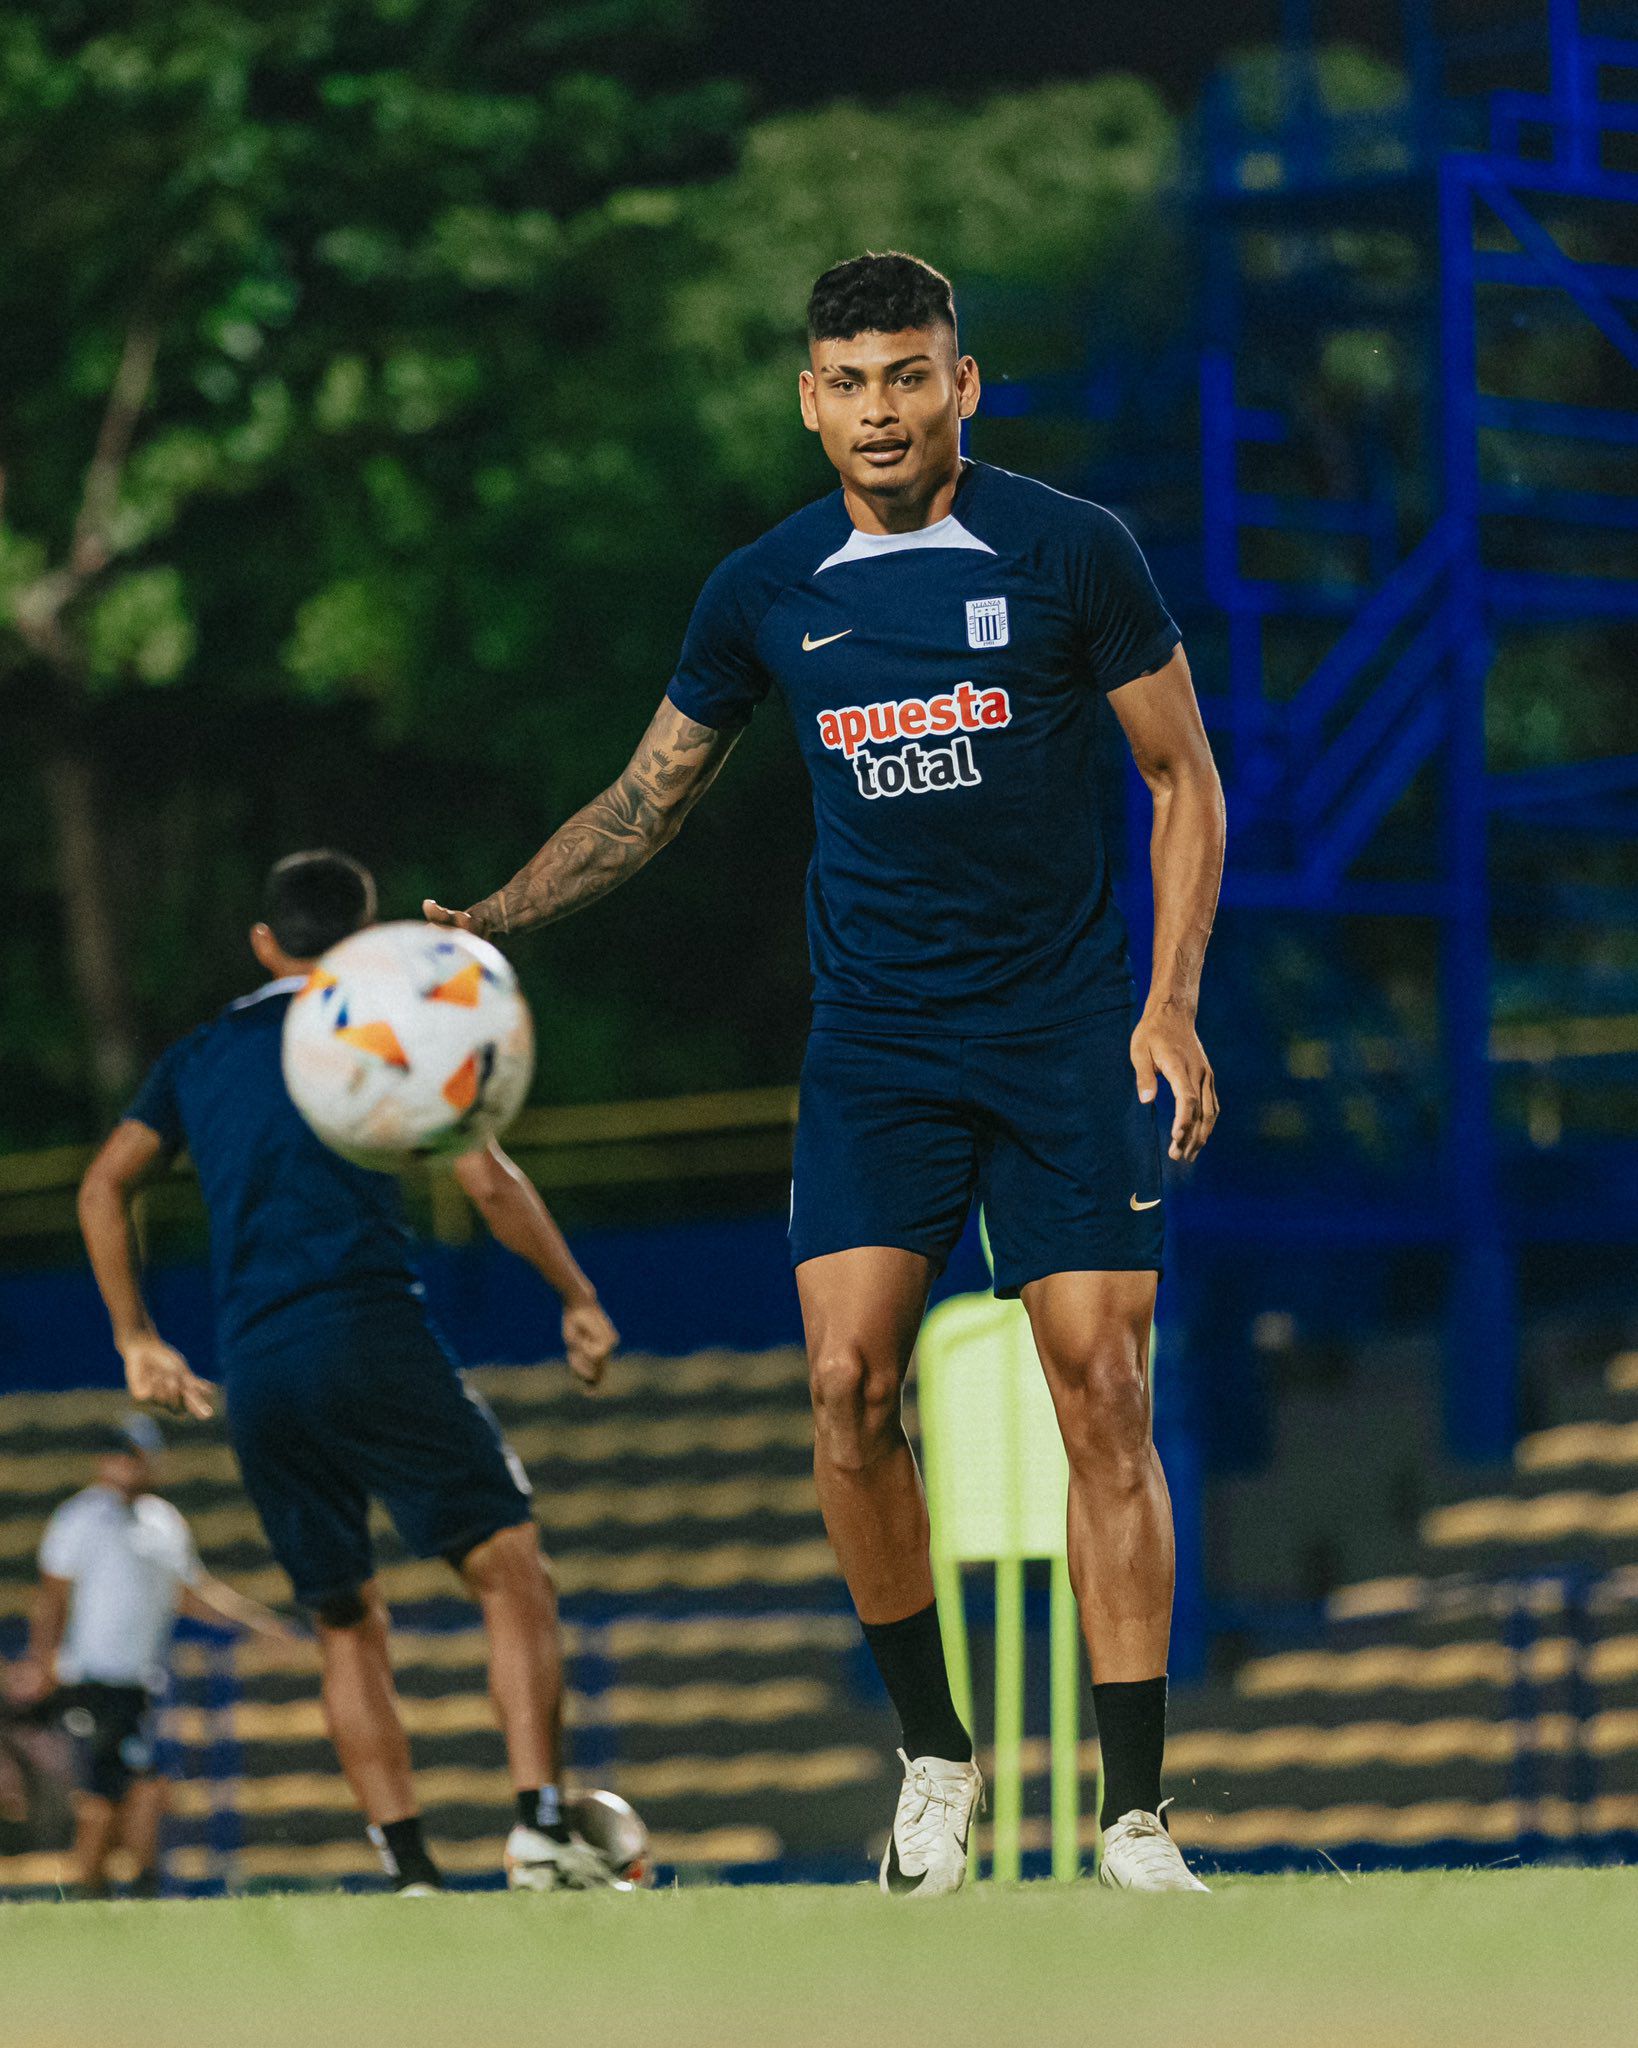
<box><xmin>790</xmin><ymin>1009</ymin><xmax>1164</xmax><ymax>1297</ymax></box>
<box><xmin>224</xmin><ymin>1303</ymin><xmax>532</xmax><ymax>1610</ymax></box>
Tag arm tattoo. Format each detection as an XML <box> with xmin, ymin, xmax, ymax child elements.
<box><xmin>471</xmin><ymin>707</ymin><xmax>734</xmax><ymax>939</ymax></box>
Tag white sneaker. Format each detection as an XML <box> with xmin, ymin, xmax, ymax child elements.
<box><xmin>1098</xmin><ymin>1806</ymin><xmax>1210</xmax><ymax>1893</ymax></box>
<box><xmin>878</xmin><ymin>1749</ymin><xmax>984</xmax><ymax>1898</ymax></box>
<box><xmin>504</xmin><ymin>1823</ymin><xmax>630</xmax><ymax>1892</ymax></box>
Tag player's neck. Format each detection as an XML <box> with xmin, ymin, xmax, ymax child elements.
<box><xmin>841</xmin><ymin>456</ymin><xmax>967</xmax><ymax>537</ymax></box>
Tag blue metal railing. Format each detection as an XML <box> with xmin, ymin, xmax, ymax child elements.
<box><xmin>1193</xmin><ymin>3</ymin><xmax>1638</xmax><ymax>1456</ymax></box>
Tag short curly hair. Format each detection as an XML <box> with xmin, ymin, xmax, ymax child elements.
<box><xmin>263</xmin><ymin>850</ymin><xmax>375</xmax><ymax>959</ymax></box>
<box><xmin>807</xmin><ymin>251</ymin><xmax>957</xmax><ymax>345</ymax></box>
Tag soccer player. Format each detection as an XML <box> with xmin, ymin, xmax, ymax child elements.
<box><xmin>76</xmin><ymin>851</ymin><xmax>623</xmax><ymax>1894</ymax></box>
<box><xmin>8</xmin><ymin>1414</ymin><xmax>292</xmax><ymax>1898</ymax></box>
<box><xmin>427</xmin><ymin>253</ymin><xmax>1225</xmax><ymax>1894</ymax></box>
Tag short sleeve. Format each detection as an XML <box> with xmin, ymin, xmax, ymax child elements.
<box><xmin>39</xmin><ymin>1501</ymin><xmax>84</xmax><ymax>1581</ymax></box>
<box><xmin>1072</xmin><ymin>506</ymin><xmax>1180</xmax><ymax>693</ymax></box>
<box><xmin>666</xmin><ymin>551</ymin><xmax>774</xmax><ymax>734</ymax></box>
<box><xmin>124</xmin><ymin>1040</ymin><xmax>187</xmax><ymax>1154</ymax></box>
<box><xmin>167</xmin><ymin>1509</ymin><xmax>205</xmax><ymax>1588</ymax></box>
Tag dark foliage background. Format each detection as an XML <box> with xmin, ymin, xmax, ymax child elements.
<box><xmin>1</xmin><ymin>1</ymin><xmax>1185</xmax><ymax>1141</ymax></box>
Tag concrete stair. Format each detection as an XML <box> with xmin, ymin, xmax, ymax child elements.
<box><xmin>1156</xmin><ymin>1351</ymin><xmax>1638</xmax><ymax>1865</ymax></box>
<box><xmin>6</xmin><ymin>1347</ymin><xmax>1638</xmax><ymax>1887</ymax></box>
<box><xmin>937</xmin><ymin>1354</ymin><xmax>1638</xmax><ymax>1871</ymax></box>
<box><xmin>0</xmin><ymin>1348</ymin><xmax>898</xmax><ymax>1892</ymax></box>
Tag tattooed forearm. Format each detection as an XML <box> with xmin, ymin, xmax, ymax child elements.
<box><xmin>468</xmin><ymin>702</ymin><xmax>735</xmax><ymax>939</ymax></box>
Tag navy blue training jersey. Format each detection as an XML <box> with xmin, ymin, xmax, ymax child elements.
<box><xmin>665</xmin><ymin>461</ymin><xmax>1179</xmax><ymax>1034</ymax></box>
<box><xmin>125</xmin><ymin>980</ymin><xmax>423</xmax><ymax>1359</ymax></box>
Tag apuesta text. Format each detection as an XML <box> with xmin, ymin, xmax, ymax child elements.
<box><xmin>816</xmin><ymin>685</ymin><xmax>1012</xmax><ymax>801</ymax></box>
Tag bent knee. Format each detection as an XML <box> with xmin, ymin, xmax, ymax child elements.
<box><xmin>1050</xmin><ymin>1347</ymin><xmax>1153</xmax><ymax>1470</ymax></box>
<box><xmin>809</xmin><ymin>1346</ymin><xmax>902</xmax><ymax>1470</ymax></box>
<box><xmin>459</xmin><ymin>1520</ymin><xmax>551</xmax><ymax>1601</ymax></box>
<box><xmin>313</xmin><ymin>1584</ymin><xmax>380</xmax><ymax>1632</ymax></box>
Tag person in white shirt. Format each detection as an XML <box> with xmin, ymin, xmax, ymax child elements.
<box><xmin>6</xmin><ymin>1415</ymin><xmax>292</xmax><ymax>1898</ymax></box>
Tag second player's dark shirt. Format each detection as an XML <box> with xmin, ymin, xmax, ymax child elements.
<box><xmin>665</xmin><ymin>461</ymin><xmax>1179</xmax><ymax>1035</ymax></box>
<box><xmin>125</xmin><ymin>981</ymin><xmax>424</xmax><ymax>1361</ymax></box>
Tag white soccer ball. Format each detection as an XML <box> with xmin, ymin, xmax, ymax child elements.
<box><xmin>281</xmin><ymin>921</ymin><xmax>534</xmax><ymax>1171</ymax></box>
<box><xmin>566</xmin><ymin>1789</ymin><xmax>652</xmax><ymax>1889</ymax></box>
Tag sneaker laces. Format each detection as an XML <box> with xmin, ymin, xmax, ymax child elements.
<box><xmin>1108</xmin><ymin>1800</ymin><xmax>1185</xmax><ymax>1875</ymax></box>
<box><xmin>894</xmin><ymin>1749</ymin><xmax>976</xmax><ymax>1857</ymax></box>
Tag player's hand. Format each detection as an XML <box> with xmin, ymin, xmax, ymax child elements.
<box><xmin>120</xmin><ymin>1332</ymin><xmax>217</xmax><ymax>1420</ymax></box>
<box><xmin>1131</xmin><ymin>999</ymin><xmax>1219</xmax><ymax>1164</ymax></box>
<box><xmin>562</xmin><ymin>1296</ymin><xmax>618</xmax><ymax>1391</ymax></box>
<box><xmin>422</xmin><ymin>899</ymin><xmax>479</xmax><ymax>933</ymax></box>
<box><xmin>3</xmin><ymin>1657</ymin><xmax>52</xmax><ymax>1708</ymax></box>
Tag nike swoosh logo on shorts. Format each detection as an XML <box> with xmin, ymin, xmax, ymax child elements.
<box><xmin>801</xmin><ymin>629</ymin><xmax>852</xmax><ymax>651</ymax></box>
<box><xmin>1130</xmin><ymin>1195</ymin><xmax>1162</xmax><ymax>1211</ymax></box>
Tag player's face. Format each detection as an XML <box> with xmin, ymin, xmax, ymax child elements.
<box><xmin>800</xmin><ymin>326</ymin><xmax>979</xmax><ymax>505</ymax></box>
<box><xmin>97</xmin><ymin>1450</ymin><xmax>150</xmax><ymax>1498</ymax></box>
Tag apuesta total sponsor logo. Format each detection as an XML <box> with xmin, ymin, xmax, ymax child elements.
<box><xmin>816</xmin><ymin>684</ymin><xmax>1013</xmax><ymax>801</ymax></box>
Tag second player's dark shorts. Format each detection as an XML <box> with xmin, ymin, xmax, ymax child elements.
<box><xmin>55</xmin><ymin>1682</ymin><xmax>159</xmax><ymax>1803</ymax></box>
<box><xmin>224</xmin><ymin>1301</ymin><xmax>532</xmax><ymax>1611</ymax></box>
<box><xmin>790</xmin><ymin>1007</ymin><xmax>1165</xmax><ymax>1297</ymax></box>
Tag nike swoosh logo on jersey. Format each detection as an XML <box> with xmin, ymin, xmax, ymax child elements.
<box><xmin>1130</xmin><ymin>1194</ymin><xmax>1162</xmax><ymax>1211</ymax></box>
<box><xmin>801</xmin><ymin>629</ymin><xmax>852</xmax><ymax>651</ymax></box>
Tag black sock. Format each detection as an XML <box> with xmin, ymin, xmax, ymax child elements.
<box><xmin>371</xmin><ymin>1815</ymin><xmax>442</xmax><ymax>1889</ymax></box>
<box><xmin>516</xmin><ymin>1786</ymin><xmax>572</xmax><ymax>1842</ymax></box>
<box><xmin>860</xmin><ymin>1602</ymin><xmax>973</xmax><ymax>1763</ymax></box>
<box><xmin>1094</xmin><ymin>1676</ymin><xmax>1168</xmax><ymax>1827</ymax></box>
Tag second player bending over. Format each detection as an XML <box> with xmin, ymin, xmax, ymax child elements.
<box><xmin>79</xmin><ymin>852</ymin><xmax>623</xmax><ymax>1894</ymax></box>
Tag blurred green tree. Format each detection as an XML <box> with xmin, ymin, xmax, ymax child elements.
<box><xmin>668</xmin><ymin>78</ymin><xmax>1178</xmax><ymax>517</ymax></box>
<box><xmin>0</xmin><ymin>6</ymin><xmax>1180</xmax><ymax>1147</ymax></box>
<box><xmin>0</xmin><ymin>0</ymin><xmax>741</xmax><ymax>1117</ymax></box>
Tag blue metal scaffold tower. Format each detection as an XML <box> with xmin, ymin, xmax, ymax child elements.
<box><xmin>1187</xmin><ymin>0</ymin><xmax>1638</xmax><ymax>1459</ymax></box>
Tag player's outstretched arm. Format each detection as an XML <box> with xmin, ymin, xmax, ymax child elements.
<box><xmin>180</xmin><ymin>1572</ymin><xmax>299</xmax><ymax>1643</ymax></box>
<box><xmin>77</xmin><ymin>1121</ymin><xmax>217</xmax><ymax>1419</ymax></box>
<box><xmin>453</xmin><ymin>1140</ymin><xmax>618</xmax><ymax>1389</ymax></box>
<box><xmin>425</xmin><ymin>696</ymin><xmax>736</xmax><ymax>941</ymax></box>
<box><xmin>1110</xmin><ymin>645</ymin><xmax>1227</xmax><ymax>1164</ymax></box>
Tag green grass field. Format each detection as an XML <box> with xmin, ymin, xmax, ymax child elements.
<box><xmin>4</xmin><ymin>1870</ymin><xmax>1636</xmax><ymax>2048</ymax></box>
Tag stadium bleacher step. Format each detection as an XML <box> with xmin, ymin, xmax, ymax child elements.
<box><xmin>8</xmin><ymin>1345</ymin><xmax>1638</xmax><ymax>1889</ymax></box>
<box><xmin>1150</xmin><ymin>1350</ymin><xmax>1638</xmax><ymax>1864</ymax></box>
<box><xmin>0</xmin><ymin>1349</ymin><xmax>901</xmax><ymax>1893</ymax></box>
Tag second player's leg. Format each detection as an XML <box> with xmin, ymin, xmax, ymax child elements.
<box><xmin>349</xmin><ymin>1321</ymin><xmax>609</xmax><ymax>1889</ymax></box>
<box><xmin>457</xmin><ymin>1521</ymin><xmax>620</xmax><ymax>1889</ymax></box>
<box><xmin>459</xmin><ymin>1520</ymin><xmax>563</xmax><ymax>1791</ymax></box>
<box><xmin>797</xmin><ymin>1244</ymin><xmax>936</xmax><ymax>1623</ymax></box>
<box><xmin>456</xmin><ymin>1523</ymin><xmax>618</xmax><ymax>1884</ymax></box>
<box><xmin>1021</xmin><ymin>1267</ymin><xmax>1174</xmax><ymax>1682</ymax></box>
<box><xmin>314</xmin><ymin>1580</ymin><xmax>417</xmax><ymax>1825</ymax></box>
<box><xmin>312</xmin><ymin>1582</ymin><xmax>446</xmax><ymax>1893</ymax></box>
